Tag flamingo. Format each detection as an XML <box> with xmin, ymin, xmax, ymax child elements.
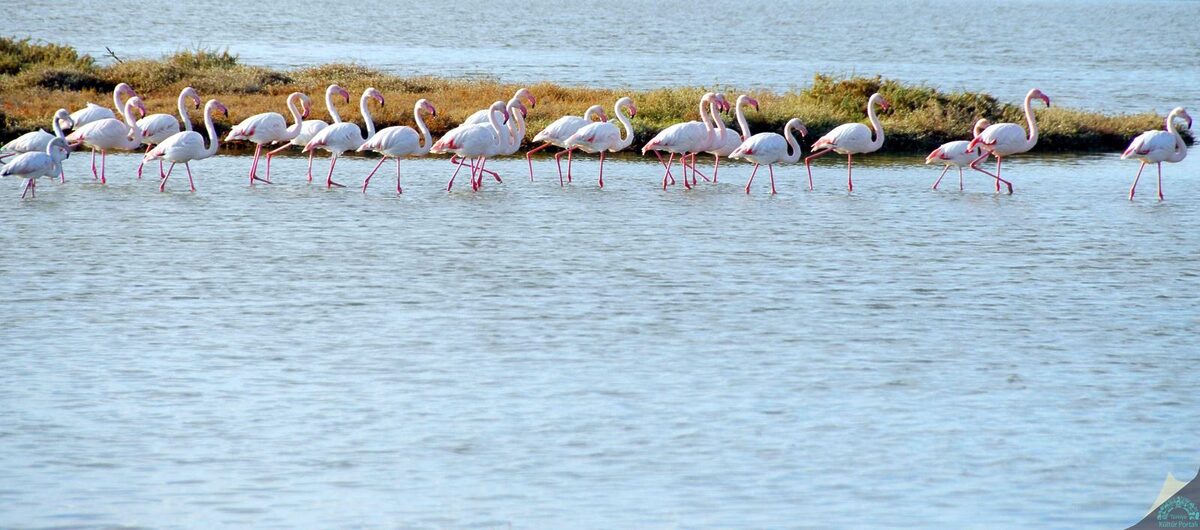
<box><xmin>455</xmin><ymin>98</ymin><xmax>525</xmax><ymax>190</ymax></box>
<box><xmin>925</xmin><ymin>118</ymin><xmax>991</xmax><ymax>190</ymax></box>
<box><xmin>641</xmin><ymin>92</ymin><xmax>729</xmax><ymax>190</ymax></box>
<box><xmin>703</xmin><ymin>94</ymin><xmax>759</xmax><ymax>183</ymax></box>
<box><xmin>226</xmin><ymin>92</ymin><xmax>311</xmax><ymax>185</ymax></box>
<box><xmin>460</xmin><ymin>87</ymin><xmax>535</xmax><ymax>126</ymax></box>
<box><xmin>430</xmin><ymin>101</ymin><xmax>508</xmax><ymax>192</ymax></box>
<box><xmin>805</xmin><ymin>93</ymin><xmax>890</xmax><ymax>192</ymax></box>
<box><xmin>136</xmin><ymin>86</ymin><xmax>202</xmax><ymax>180</ymax></box>
<box><xmin>68</xmin><ymin>82</ymin><xmax>138</xmax><ymax>129</ymax></box>
<box><xmin>527</xmin><ymin>104</ymin><xmax>608</xmax><ymax>185</ymax></box>
<box><xmin>357</xmin><ymin>98</ymin><xmax>437</xmax><ymax>193</ymax></box>
<box><xmin>562</xmin><ymin>97</ymin><xmax>637</xmax><ymax>188</ymax></box>
<box><xmin>265</xmin><ymin>84</ymin><xmax>350</xmax><ymax>181</ymax></box>
<box><xmin>1</xmin><ymin>109</ymin><xmax>73</xmax><ymax>182</ymax></box>
<box><xmin>65</xmin><ymin>96</ymin><xmax>147</xmax><ymax>184</ymax></box>
<box><xmin>143</xmin><ymin>99</ymin><xmax>228</xmax><ymax>192</ymax></box>
<box><xmin>729</xmin><ymin>118</ymin><xmax>808</xmax><ymax>195</ymax></box>
<box><xmin>303</xmin><ymin>87</ymin><xmax>384</xmax><ymax>188</ymax></box>
<box><xmin>1</xmin><ymin>138</ymin><xmax>70</xmax><ymax>198</ymax></box>
<box><xmin>1121</xmin><ymin>107</ymin><xmax>1191</xmax><ymax>201</ymax></box>
<box><xmin>966</xmin><ymin>88</ymin><xmax>1051</xmax><ymax>194</ymax></box>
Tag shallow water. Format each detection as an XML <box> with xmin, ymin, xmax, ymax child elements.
<box><xmin>1</xmin><ymin>151</ymin><xmax>1198</xmax><ymax>528</ymax></box>
<box><xmin>8</xmin><ymin>0</ymin><xmax>1199</xmax><ymax>112</ymax></box>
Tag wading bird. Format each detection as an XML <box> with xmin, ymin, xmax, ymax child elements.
<box><xmin>303</xmin><ymin>87</ymin><xmax>384</xmax><ymax>188</ymax></box>
<box><xmin>641</xmin><ymin>92</ymin><xmax>729</xmax><ymax>190</ymax></box>
<box><xmin>265</xmin><ymin>84</ymin><xmax>349</xmax><ymax>181</ymax></box>
<box><xmin>1121</xmin><ymin>107</ymin><xmax>1191</xmax><ymax>201</ymax></box>
<box><xmin>357</xmin><ymin>98</ymin><xmax>437</xmax><ymax>193</ymax></box>
<box><xmin>805</xmin><ymin>93</ymin><xmax>890</xmax><ymax>192</ymax></box>
<box><xmin>144</xmin><ymin>99</ymin><xmax>228</xmax><ymax>192</ymax></box>
<box><xmin>562</xmin><ymin>97</ymin><xmax>637</xmax><ymax>188</ymax></box>
<box><xmin>703</xmin><ymin>94</ymin><xmax>758</xmax><ymax>183</ymax></box>
<box><xmin>65</xmin><ymin>96</ymin><xmax>147</xmax><ymax>184</ymax></box>
<box><xmin>226</xmin><ymin>92</ymin><xmax>311</xmax><ymax>184</ymax></box>
<box><xmin>430</xmin><ymin>101</ymin><xmax>508</xmax><ymax>192</ymax></box>
<box><xmin>528</xmin><ymin>104</ymin><xmax>608</xmax><ymax>185</ymax></box>
<box><xmin>1</xmin><ymin>109</ymin><xmax>73</xmax><ymax>182</ymax></box>
<box><xmin>925</xmin><ymin>118</ymin><xmax>991</xmax><ymax>190</ymax></box>
<box><xmin>966</xmin><ymin>88</ymin><xmax>1051</xmax><ymax>194</ymax></box>
<box><xmin>1</xmin><ymin>138</ymin><xmax>69</xmax><ymax>198</ymax></box>
<box><xmin>69</xmin><ymin>82</ymin><xmax>138</xmax><ymax>129</ymax></box>
<box><xmin>136</xmin><ymin>86</ymin><xmax>202</xmax><ymax>180</ymax></box>
<box><xmin>730</xmin><ymin>118</ymin><xmax>807</xmax><ymax>194</ymax></box>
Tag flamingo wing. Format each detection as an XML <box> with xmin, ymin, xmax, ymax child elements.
<box><xmin>69</xmin><ymin>103</ymin><xmax>115</xmax><ymax>128</ymax></box>
<box><xmin>305</xmin><ymin>122</ymin><xmax>363</xmax><ymax>153</ymax></box>
<box><xmin>731</xmin><ymin>132</ymin><xmax>786</xmax><ymax>164</ymax></box>
<box><xmin>565</xmin><ymin>122</ymin><xmax>619</xmax><ymax>153</ymax></box>
<box><xmin>66</xmin><ymin>118</ymin><xmax>135</xmax><ymax>147</ymax></box>
<box><xmin>976</xmin><ymin>123</ymin><xmax>1028</xmax><ymax>155</ymax></box>
<box><xmin>1121</xmin><ymin>130</ymin><xmax>1175</xmax><ymax>161</ymax></box>
<box><xmin>137</xmin><ymin>113</ymin><xmax>182</xmax><ymax>144</ymax></box>
<box><xmin>148</xmin><ymin>131</ymin><xmax>204</xmax><ymax>162</ymax></box>
<box><xmin>643</xmin><ymin>121</ymin><xmax>706</xmax><ymax>153</ymax></box>
<box><xmin>1</xmin><ymin>130</ymin><xmax>54</xmax><ymax>154</ymax></box>
<box><xmin>360</xmin><ymin>126</ymin><xmax>420</xmax><ymax>156</ymax></box>
<box><xmin>227</xmin><ymin>112</ymin><xmax>286</xmax><ymax>143</ymax></box>
<box><xmin>812</xmin><ymin>123</ymin><xmax>871</xmax><ymax>154</ymax></box>
<box><xmin>533</xmin><ymin>116</ymin><xmax>590</xmax><ymax>145</ymax></box>
<box><xmin>291</xmin><ymin>120</ymin><xmax>328</xmax><ymax>145</ymax></box>
<box><xmin>0</xmin><ymin>152</ymin><xmax>54</xmax><ymax>177</ymax></box>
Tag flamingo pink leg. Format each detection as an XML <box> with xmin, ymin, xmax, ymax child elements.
<box><xmin>846</xmin><ymin>154</ymin><xmax>854</xmax><ymax>192</ymax></box>
<box><xmin>59</xmin><ymin>168</ymin><xmax>65</xmax><ymax>184</ymax></box>
<box><xmin>395</xmin><ymin>158</ymin><xmax>402</xmax><ymax>194</ymax></box>
<box><xmin>185</xmin><ymin>162</ymin><xmax>196</xmax><ymax>192</ymax></box>
<box><xmin>525</xmin><ymin>142</ymin><xmax>551</xmax><ymax>181</ymax></box>
<box><xmin>325</xmin><ymin>156</ymin><xmax>344</xmax><ymax>188</ymax></box>
<box><xmin>958</xmin><ymin>167</ymin><xmax>964</xmax><ymax>191</ymax></box>
<box><xmin>598</xmin><ymin>151</ymin><xmax>606</xmax><ymax>188</ymax></box>
<box><xmin>968</xmin><ymin>152</ymin><xmax>1013</xmax><ymax>194</ymax></box>
<box><xmin>804</xmin><ymin>148</ymin><xmax>833</xmax><ymax>191</ymax></box>
<box><xmin>769</xmin><ymin>164</ymin><xmax>777</xmax><ymax>195</ymax></box>
<box><xmin>306</xmin><ymin>151</ymin><xmax>316</xmax><ymax>182</ymax></box>
<box><xmin>744</xmin><ymin>163</ymin><xmax>759</xmax><ymax>194</ymax></box>
<box><xmin>1157</xmin><ymin>162</ymin><xmax>1164</xmax><ymax>201</ymax></box>
<box><xmin>265</xmin><ymin>153</ymin><xmax>273</xmax><ymax>182</ymax></box>
<box><xmin>137</xmin><ymin>145</ymin><xmax>152</xmax><ymax>179</ymax></box>
<box><xmin>685</xmin><ymin>154</ymin><xmax>711</xmax><ymax>183</ymax></box>
<box><xmin>931</xmin><ymin>166</ymin><xmax>950</xmax><ymax>190</ymax></box>
<box><xmin>90</xmin><ymin>149</ymin><xmax>98</xmax><ymax>179</ymax></box>
<box><xmin>446</xmin><ymin>157</ymin><xmax>466</xmax><ymax>191</ymax></box>
<box><xmin>567</xmin><ymin>148</ymin><xmax>573</xmax><ymax>182</ymax></box>
<box><xmin>20</xmin><ymin>178</ymin><xmax>32</xmax><ymax>199</ymax></box>
<box><xmin>713</xmin><ymin>156</ymin><xmax>720</xmax><ymax>183</ymax></box>
<box><xmin>99</xmin><ymin>150</ymin><xmax>107</xmax><ymax>184</ymax></box>
<box><xmin>160</xmin><ymin>163</ymin><xmax>175</xmax><ymax>192</ymax></box>
<box><xmin>660</xmin><ymin>153</ymin><xmax>677</xmax><ymax>190</ymax></box>
<box><xmin>363</xmin><ymin>157</ymin><xmax>387</xmax><ymax>193</ymax></box>
<box><xmin>266</xmin><ymin>144</ymin><xmax>291</xmax><ymax>157</ymax></box>
<box><xmin>451</xmin><ymin>155</ymin><xmax>498</xmax><ymax>179</ymax></box>
<box><xmin>680</xmin><ymin>153</ymin><xmax>693</xmax><ymax>190</ymax></box>
<box><xmin>1128</xmin><ymin>161</ymin><xmax>1145</xmax><ymax>200</ymax></box>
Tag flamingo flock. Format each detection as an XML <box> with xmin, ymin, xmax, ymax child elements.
<box><xmin>0</xmin><ymin>83</ymin><xmax>1192</xmax><ymax>201</ymax></box>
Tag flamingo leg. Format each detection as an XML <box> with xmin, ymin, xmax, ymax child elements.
<box><xmin>252</xmin><ymin>145</ymin><xmax>271</xmax><ymax>184</ymax></box>
<box><xmin>769</xmin><ymin>164</ymin><xmax>777</xmax><ymax>195</ymax></box>
<box><xmin>846</xmin><ymin>154</ymin><xmax>854</xmax><ymax>192</ymax></box>
<box><xmin>958</xmin><ymin>167</ymin><xmax>964</xmax><ymax>191</ymax></box>
<box><xmin>660</xmin><ymin>153</ymin><xmax>676</xmax><ymax>190</ymax></box>
<box><xmin>932</xmin><ymin>165</ymin><xmax>950</xmax><ymax>190</ymax></box>
<box><xmin>99</xmin><ymin>150</ymin><xmax>107</xmax><ymax>184</ymax></box>
<box><xmin>681</xmin><ymin>153</ymin><xmax>693</xmax><ymax>190</ymax></box>
<box><xmin>325</xmin><ymin>155</ymin><xmax>344</xmax><ymax>188</ymax></box>
<box><xmin>567</xmin><ymin>148</ymin><xmax>574</xmax><ymax>182</ymax></box>
<box><xmin>363</xmin><ymin>157</ymin><xmax>387</xmax><ymax>193</ymax></box>
<box><xmin>995</xmin><ymin>158</ymin><xmax>1001</xmax><ymax>192</ymax></box>
<box><xmin>30</xmin><ymin>178</ymin><xmax>36</xmax><ymax>198</ymax></box>
<box><xmin>59</xmin><ymin>167</ymin><xmax>66</xmax><ymax>184</ymax></box>
<box><xmin>265</xmin><ymin>153</ymin><xmax>273</xmax><ymax>182</ymax></box>
<box><xmin>525</xmin><ymin>142</ymin><xmax>550</xmax><ymax>181</ymax></box>
<box><xmin>185</xmin><ymin>162</ymin><xmax>196</xmax><ymax>192</ymax></box>
<box><xmin>1128</xmin><ymin>161</ymin><xmax>1145</xmax><ymax>200</ymax></box>
<box><xmin>744</xmin><ymin>163</ymin><xmax>759</xmax><ymax>194</ymax></box>
<box><xmin>90</xmin><ymin>149</ymin><xmax>97</xmax><ymax>179</ymax></box>
<box><xmin>555</xmin><ymin>149</ymin><xmax>567</xmax><ymax>186</ymax></box>
<box><xmin>1157</xmin><ymin>162</ymin><xmax>1164</xmax><ymax>201</ymax></box>
<box><xmin>687</xmin><ymin>154</ymin><xmax>711</xmax><ymax>182</ymax></box>
<box><xmin>395</xmin><ymin>158</ymin><xmax>403</xmax><ymax>194</ymax></box>
<box><xmin>267</xmin><ymin>143</ymin><xmax>291</xmax><ymax>157</ymax></box>
<box><xmin>306</xmin><ymin>151</ymin><xmax>315</xmax><ymax>182</ymax></box>
<box><xmin>452</xmin><ymin>154</ymin><xmax>498</xmax><ymax>178</ymax></box>
<box><xmin>598</xmin><ymin>151</ymin><xmax>605</xmax><ymax>188</ymax></box>
<box><xmin>713</xmin><ymin>155</ymin><xmax>720</xmax><ymax>183</ymax></box>
<box><xmin>471</xmin><ymin>157</ymin><xmax>485</xmax><ymax>192</ymax></box>
<box><xmin>968</xmin><ymin>152</ymin><xmax>1013</xmax><ymax>194</ymax></box>
<box><xmin>803</xmin><ymin>148</ymin><xmax>833</xmax><ymax>191</ymax></box>
<box><xmin>137</xmin><ymin>145</ymin><xmax>151</xmax><ymax>179</ymax></box>
<box><xmin>159</xmin><ymin>162</ymin><xmax>176</xmax><ymax>192</ymax></box>
<box><xmin>20</xmin><ymin>178</ymin><xmax>31</xmax><ymax>199</ymax></box>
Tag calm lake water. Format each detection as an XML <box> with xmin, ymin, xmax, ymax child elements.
<box><xmin>1</xmin><ymin>152</ymin><xmax>1198</xmax><ymax>529</ymax></box>
<box><xmin>7</xmin><ymin>0</ymin><xmax>1199</xmax><ymax>112</ymax></box>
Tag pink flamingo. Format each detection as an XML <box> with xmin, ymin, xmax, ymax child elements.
<box><xmin>1</xmin><ymin>109</ymin><xmax>73</xmax><ymax>182</ymax></box>
<box><xmin>966</xmin><ymin>88</ymin><xmax>1051</xmax><ymax>194</ymax></box>
<box><xmin>68</xmin><ymin>83</ymin><xmax>138</xmax><ymax>129</ymax></box>
<box><xmin>703</xmin><ymin>94</ymin><xmax>759</xmax><ymax>183</ymax></box>
<box><xmin>226</xmin><ymin>92</ymin><xmax>311</xmax><ymax>185</ymax></box>
<box><xmin>265</xmin><ymin>84</ymin><xmax>350</xmax><ymax>181</ymax></box>
<box><xmin>303</xmin><ymin>87</ymin><xmax>384</xmax><ymax>188</ymax></box>
<box><xmin>144</xmin><ymin>99</ymin><xmax>228</xmax><ymax>192</ymax></box>
<box><xmin>1</xmin><ymin>138</ymin><xmax>69</xmax><ymax>199</ymax></box>
<box><xmin>1121</xmin><ymin>107</ymin><xmax>1191</xmax><ymax>201</ymax></box>
<box><xmin>357</xmin><ymin>98</ymin><xmax>437</xmax><ymax>193</ymax></box>
<box><xmin>430</xmin><ymin>101</ymin><xmax>509</xmax><ymax>192</ymax></box>
<box><xmin>65</xmin><ymin>96</ymin><xmax>147</xmax><ymax>184</ymax></box>
<box><xmin>805</xmin><ymin>93</ymin><xmax>890</xmax><ymax>192</ymax></box>
<box><xmin>730</xmin><ymin>118</ymin><xmax>808</xmax><ymax>195</ymax></box>
<box><xmin>641</xmin><ymin>92</ymin><xmax>729</xmax><ymax>190</ymax></box>
<box><xmin>527</xmin><ymin>105</ymin><xmax>608</xmax><ymax>185</ymax></box>
<box><xmin>562</xmin><ymin>97</ymin><xmax>638</xmax><ymax>188</ymax></box>
<box><xmin>925</xmin><ymin>118</ymin><xmax>991</xmax><ymax>190</ymax></box>
<box><xmin>136</xmin><ymin>86</ymin><xmax>202</xmax><ymax>180</ymax></box>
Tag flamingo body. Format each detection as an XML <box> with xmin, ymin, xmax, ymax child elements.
<box><xmin>812</xmin><ymin>123</ymin><xmax>876</xmax><ymax>155</ymax></box>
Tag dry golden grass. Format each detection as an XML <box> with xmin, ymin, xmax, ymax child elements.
<box><xmin>1</xmin><ymin>39</ymin><xmax>1188</xmax><ymax>153</ymax></box>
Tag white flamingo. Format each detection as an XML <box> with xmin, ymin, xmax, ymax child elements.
<box><xmin>562</xmin><ymin>97</ymin><xmax>637</xmax><ymax>188</ymax></box>
<box><xmin>641</xmin><ymin>92</ymin><xmax>729</xmax><ymax>190</ymax></box>
<box><xmin>527</xmin><ymin>104</ymin><xmax>608</xmax><ymax>184</ymax></box>
<box><xmin>730</xmin><ymin>118</ymin><xmax>808</xmax><ymax>195</ymax></box>
<box><xmin>226</xmin><ymin>92</ymin><xmax>311</xmax><ymax>185</ymax></box>
<box><xmin>143</xmin><ymin>99</ymin><xmax>228</xmax><ymax>192</ymax></box>
<box><xmin>430</xmin><ymin>101</ymin><xmax>509</xmax><ymax>192</ymax></box>
<box><xmin>357</xmin><ymin>98</ymin><xmax>437</xmax><ymax>194</ymax></box>
<box><xmin>966</xmin><ymin>88</ymin><xmax>1051</xmax><ymax>194</ymax></box>
<box><xmin>65</xmin><ymin>96</ymin><xmax>147</xmax><ymax>184</ymax></box>
<box><xmin>1121</xmin><ymin>107</ymin><xmax>1191</xmax><ymax>201</ymax></box>
<box><xmin>1</xmin><ymin>138</ymin><xmax>70</xmax><ymax>199</ymax></box>
<box><xmin>135</xmin><ymin>86</ymin><xmax>202</xmax><ymax>180</ymax></box>
<box><xmin>925</xmin><ymin>118</ymin><xmax>991</xmax><ymax>190</ymax></box>
<box><xmin>1</xmin><ymin>109</ymin><xmax>73</xmax><ymax>182</ymax></box>
<box><xmin>460</xmin><ymin>88</ymin><xmax>535</xmax><ymax>126</ymax></box>
<box><xmin>805</xmin><ymin>93</ymin><xmax>890</xmax><ymax>192</ymax></box>
<box><xmin>454</xmin><ymin>99</ymin><xmax>524</xmax><ymax>189</ymax></box>
<box><xmin>265</xmin><ymin>84</ymin><xmax>350</xmax><ymax>181</ymax></box>
<box><xmin>68</xmin><ymin>82</ymin><xmax>138</xmax><ymax>128</ymax></box>
<box><xmin>703</xmin><ymin>94</ymin><xmax>759</xmax><ymax>183</ymax></box>
<box><xmin>303</xmin><ymin>87</ymin><xmax>384</xmax><ymax>188</ymax></box>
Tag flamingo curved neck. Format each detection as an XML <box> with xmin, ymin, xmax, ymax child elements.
<box><xmin>866</xmin><ymin>96</ymin><xmax>885</xmax><ymax>150</ymax></box>
<box><xmin>735</xmin><ymin>99</ymin><xmax>751</xmax><ymax>141</ymax></box>
<box><xmin>584</xmin><ymin>106</ymin><xmax>602</xmax><ymax>121</ymax></box>
<box><xmin>326</xmin><ymin>87</ymin><xmax>343</xmax><ymax>124</ymax></box>
<box><xmin>710</xmin><ymin>101</ymin><xmax>727</xmax><ymax>139</ymax></box>
<box><xmin>1022</xmin><ymin>92</ymin><xmax>1039</xmax><ymax>149</ymax></box>
<box><xmin>699</xmin><ymin>96</ymin><xmax>716</xmax><ymax>146</ymax></box>
<box><xmin>615</xmin><ymin>101</ymin><xmax>635</xmax><ymax>150</ymax></box>
<box><xmin>487</xmin><ymin>105</ymin><xmax>505</xmax><ymax>140</ymax></box>
<box><xmin>507</xmin><ymin>104</ymin><xmax>526</xmax><ymax>148</ymax></box>
<box><xmin>51</xmin><ymin>115</ymin><xmax>65</xmax><ymax>141</ymax></box>
<box><xmin>414</xmin><ymin>103</ymin><xmax>433</xmax><ymax>153</ymax></box>
<box><xmin>201</xmin><ymin>102</ymin><xmax>220</xmax><ymax>158</ymax></box>
<box><xmin>360</xmin><ymin>93</ymin><xmax>377</xmax><ymax>138</ymax></box>
<box><xmin>783</xmin><ymin>122</ymin><xmax>803</xmax><ymax>163</ymax></box>
<box><xmin>1166</xmin><ymin>110</ymin><xmax>1188</xmax><ymax>162</ymax></box>
<box><xmin>283</xmin><ymin>94</ymin><xmax>304</xmax><ymax>141</ymax></box>
<box><xmin>113</xmin><ymin>85</ymin><xmax>131</xmax><ymax>114</ymax></box>
<box><xmin>177</xmin><ymin>90</ymin><xmax>194</xmax><ymax>132</ymax></box>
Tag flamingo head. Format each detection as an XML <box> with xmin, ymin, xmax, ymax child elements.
<box><xmin>115</xmin><ymin>82</ymin><xmax>139</xmax><ymax>101</ymax></box>
<box><xmin>508</xmin><ymin>98</ymin><xmax>528</xmax><ymax>118</ymax></box>
<box><xmin>741</xmin><ymin>95</ymin><xmax>760</xmax><ymax>112</ymax></box>
<box><xmin>297</xmin><ymin>93</ymin><xmax>313</xmax><ymax>119</ymax></box>
<box><xmin>619</xmin><ymin>97</ymin><xmax>637</xmax><ymax>118</ymax></box>
<box><xmin>1030</xmin><ymin>88</ymin><xmax>1051</xmax><ymax>107</ymax></box>
<box><xmin>873</xmin><ymin>94</ymin><xmax>892</xmax><ymax>112</ymax></box>
<box><xmin>1173</xmin><ymin>108</ymin><xmax>1193</xmax><ymax>129</ymax></box>
<box><xmin>182</xmin><ymin>86</ymin><xmax>202</xmax><ymax>110</ymax></box>
<box><xmin>210</xmin><ymin>100</ymin><xmax>229</xmax><ymax>118</ymax></box>
<box><xmin>420</xmin><ymin>99</ymin><xmax>437</xmax><ymax>117</ymax></box>
<box><xmin>127</xmin><ymin>96</ymin><xmax>148</xmax><ymax>116</ymax></box>
<box><xmin>972</xmin><ymin>118</ymin><xmax>992</xmax><ymax>137</ymax></box>
<box><xmin>515</xmin><ymin>87</ymin><xmax>536</xmax><ymax>109</ymax></box>
<box><xmin>53</xmin><ymin>108</ymin><xmax>74</xmax><ymax>130</ymax></box>
<box><xmin>365</xmin><ymin>87</ymin><xmax>385</xmax><ymax>107</ymax></box>
<box><xmin>713</xmin><ymin>93</ymin><xmax>731</xmax><ymax>112</ymax></box>
<box><xmin>331</xmin><ymin>84</ymin><xmax>350</xmax><ymax>103</ymax></box>
<box><xmin>489</xmin><ymin>101</ymin><xmax>510</xmax><ymax>124</ymax></box>
<box><xmin>788</xmin><ymin>118</ymin><xmax>808</xmax><ymax>138</ymax></box>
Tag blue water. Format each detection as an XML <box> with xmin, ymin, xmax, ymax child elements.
<box><xmin>1</xmin><ymin>151</ymin><xmax>1198</xmax><ymax>528</ymax></box>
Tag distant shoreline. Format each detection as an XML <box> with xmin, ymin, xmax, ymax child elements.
<box><xmin>1</xmin><ymin>38</ymin><xmax>1189</xmax><ymax>153</ymax></box>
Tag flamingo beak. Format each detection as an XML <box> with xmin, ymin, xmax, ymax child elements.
<box><xmin>1186</xmin><ymin>114</ymin><xmax>1193</xmax><ymax>129</ymax></box>
<box><xmin>749</xmin><ymin>97</ymin><xmax>760</xmax><ymax>111</ymax></box>
<box><xmin>520</xmin><ymin>103</ymin><xmax>528</xmax><ymax>118</ymax></box>
<box><xmin>528</xmin><ymin>95</ymin><xmax>537</xmax><ymax>108</ymax></box>
<box><xmin>799</xmin><ymin>125</ymin><xmax>808</xmax><ymax>137</ymax></box>
<box><xmin>630</xmin><ymin>105</ymin><xmax>638</xmax><ymax>117</ymax></box>
<box><xmin>1041</xmin><ymin>95</ymin><xmax>1051</xmax><ymax>107</ymax></box>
